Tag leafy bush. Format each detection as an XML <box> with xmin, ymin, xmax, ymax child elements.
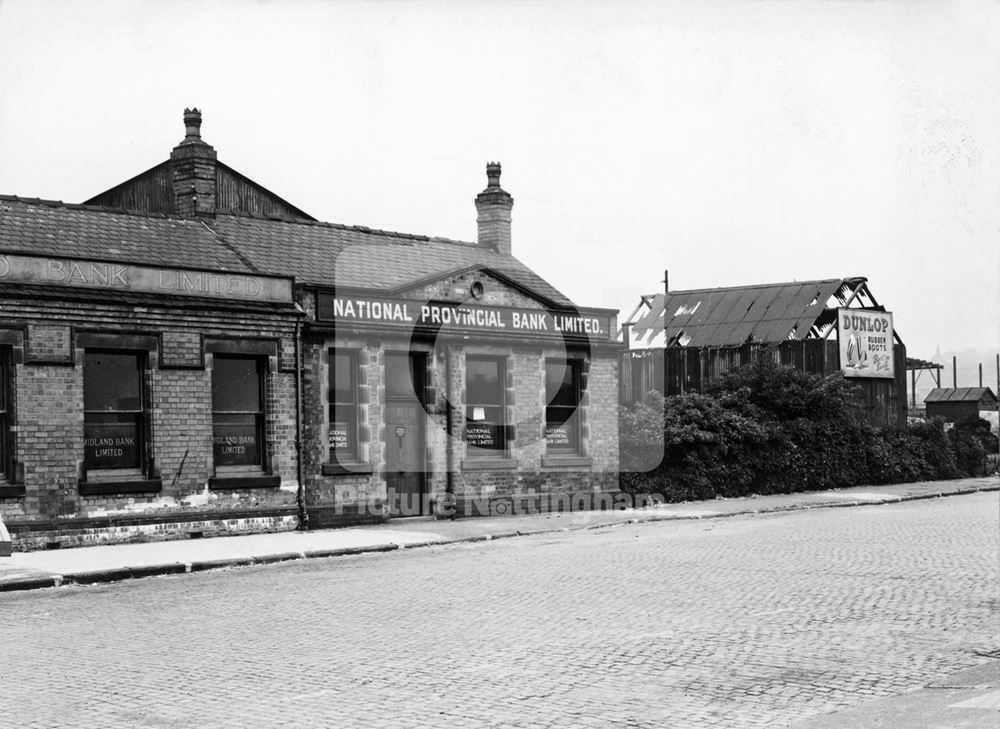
<box><xmin>950</xmin><ymin>422</ymin><xmax>989</xmax><ymax>477</ymax></box>
<box><xmin>706</xmin><ymin>355</ymin><xmax>861</xmax><ymax>424</ymax></box>
<box><xmin>657</xmin><ymin>389</ymin><xmax>776</xmax><ymax>500</ymax></box>
<box><xmin>619</xmin><ymin>354</ymin><xmax>988</xmax><ymax>500</ymax></box>
<box><xmin>619</xmin><ymin>390</ymin><xmax>666</xmax><ymax>472</ymax></box>
<box><xmin>619</xmin><ymin>390</ymin><xmax>670</xmax><ymax>496</ymax></box>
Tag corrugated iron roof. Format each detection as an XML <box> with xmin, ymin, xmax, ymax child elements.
<box><xmin>924</xmin><ymin>387</ymin><xmax>998</xmax><ymax>404</ymax></box>
<box><xmin>629</xmin><ymin>278</ymin><xmax>864</xmax><ymax>347</ymax></box>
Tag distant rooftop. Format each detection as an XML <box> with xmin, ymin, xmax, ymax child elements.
<box><xmin>924</xmin><ymin>387</ymin><xmax>998</xmax><ymax>406</ymax></box>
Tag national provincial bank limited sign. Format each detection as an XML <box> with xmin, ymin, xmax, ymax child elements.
<box><xmin>317</xmin><ymin>293</ymin><xmax>614</xmax><ymax>341</ymax></box>
<box><xmin>0</xmin><ymin>253</ymin><xmax>292</xmax><ymax>303</ymax></box>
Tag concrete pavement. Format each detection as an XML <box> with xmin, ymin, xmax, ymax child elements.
<box><xmin>1</xmin><ymin>475</ymin><xmax>995</xmax><ymax>592</ymax></box>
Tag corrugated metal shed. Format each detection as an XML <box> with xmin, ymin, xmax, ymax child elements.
<box><xmin>629</xmin><ymin>278</ymin><xmax>865</xmax><ymax>348</ymax></box>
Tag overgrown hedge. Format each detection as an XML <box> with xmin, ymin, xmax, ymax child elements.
<box><xmin>620</xmin><ymin>356</ymin><xmax>992</xmax><ymax>501</ymax></box>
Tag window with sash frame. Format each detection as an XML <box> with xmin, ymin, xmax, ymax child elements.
<box><xmin>212</xmin><ymin>356</ymin><xmax>266</xmax><ymax>471</ymax></box>
<box><xmin>83</xmin><ymin>350</ymin><xmax>146</xmax><ymax>475</ymax></box>
<box><xmin>465</xmin><ymin>355</ymin><xmax>507</xmax><ymax>457</ymax></box>
<box><xmin>545</xmin><ymin>358</ymin><xmax>583</xmax><ymax>454</ymax></box>
<box><xmin>329</xmin><ymin>349</ymin><xmax>360</xmax><ymax>462</ymax></box>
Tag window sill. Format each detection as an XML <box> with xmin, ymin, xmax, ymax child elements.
<box><xmin>322</xmin><ymin>462</ymin><xmax>374</xmax><ymax>476</ymax></box>
<box><xmin>0</xmin><ymin>484</ymin><xmax>25</xmax><ymax>499</ymax></box>
<box><xmin>208</xmin><ymin>475</ymin><xmax>281</xmax><ymax>490</ymax></box>
<box><xmin>461</xmin><ymin>458</ymin><xmax>517</xmax><ymax>471</ymax></box>
<box><xmin>541</xmin><ymin>455</ymin><xmax>593</xmax><ymax>469</ymax></box>
<box><xmin>78</xmin><ymin>479</ymin><xmax>163</xmax><ymax>496</ymax></box>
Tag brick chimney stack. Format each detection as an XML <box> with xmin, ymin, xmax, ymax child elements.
<box><xmin>475</xmin><ymin>162</ymin><xmax>513</xmax><ymax>255</ymax></box>
<box><xmin>170</xmin><ymin>108</ymin><xmax>217</xmax><ymax>217</ymax></box>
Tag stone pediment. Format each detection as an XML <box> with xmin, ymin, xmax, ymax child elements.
<box><xmin>393</xmin><ymin>265</ymin><xmax>557</xmax><ymax>311</ymax></box>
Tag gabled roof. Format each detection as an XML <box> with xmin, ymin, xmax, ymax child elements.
<box><xmin>83</xmin><ymin>160</ymin><xmax>316</xmax><ymax>221</ymax></box>
<box><xmin>627</xmin><ymin>277</ymin><xmax>869</xmax><ymax>348</ymax></box>
<box><xmin>925</xmin><ymin>387</ymin><xmax>998</xmax><ymax>405</ymax></box>
<box><xmin>210</xmin><ymin>213</ymin><xmax>573</xmax><ymax>305</ymax></box>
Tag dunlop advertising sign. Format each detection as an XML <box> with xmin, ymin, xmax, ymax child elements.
<box><xmin>838</xmin><ymin>308</ymin><xmax>894</xmax><ymax>379</ymax></box>
<box><xmin>316</xmin><ymin>293</ymin><xmax>615</xmax><ymax>341</ymax></box>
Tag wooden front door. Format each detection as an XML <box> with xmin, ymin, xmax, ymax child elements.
<box><xmin>385</xmin><ymin>353</ymin><xmax>426</xmax><ymax>516</ymax></box>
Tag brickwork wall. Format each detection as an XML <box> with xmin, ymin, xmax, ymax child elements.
<box><xmin>266</xmin><ymin>368</ymin><xmax>299</xmax><ymax>486</ymax></box>
<box><xmin>171</xmin><ymin>144</ymin><xmax>217</xmax><ymax>218</ymax></box>
<box><xmin>299</xmin><ymin>339</ymin><xmax>325</xmax><ymax>482</ymax></box>
<box><xmin>301</xmin><ymin>273</ymin><xmax>622</xmax><ymax>522</ymax></box>
<box><xmin>161</xmin><ymin>331</ymin><xmax>202</xmax><ymax>368</ymax></box>
<box><xmin>26</xmin><ymin>325</ymin><xmax>72</xmax><ymax>363</ymax></box>
<box><xmin>0</xmin><ymin>295</ymin><xmax>301</xmax><ymax>543</ymax></box>
<box><xmin>302</xmin><ymin>337</ymin><xmax>382</xmax><ymax>512</ymax></box>
<box><xmin>150</xmin><ymin>366</ymin><xmax>212</xmax><ymax>495</ymax></box>
<box><xmin>6</xmin><ymin>364</ymin><xmax>83</xmax><ymax>519</ymax></box>
<box><xmin>587</xmin><ymin>353</ymin><xmax>620</xmax><ymax>474</ymax></box>
<box><xmin>11</xmin><ymin>514</ymin><xmax>298</xmax><ymax>551</ymax></box>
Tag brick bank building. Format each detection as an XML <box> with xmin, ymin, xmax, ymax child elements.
<box><xmin>0</xmin><ymin>110</ymin><xmax>620</xmax><ymax>549</ymax></box>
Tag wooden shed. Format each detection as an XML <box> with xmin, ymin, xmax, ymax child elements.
<box><xmin>924</xmin><ymin>388</ymin><xmax>999</xmax><ymax>425</ymax></box>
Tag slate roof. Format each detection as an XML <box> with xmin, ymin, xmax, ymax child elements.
<box><xmin>0</xmin><ymin>197</ymin><xmax>574</xmax><ymax>307</ymax></box>
<box><xmin>210</xmin><ymin>213</ymin><xmax>573</xmax><ymax>306</ymax></box>
<box><xmin>925</xmin><ymin>387</ymin><xmax>998</xmax><ymax>405</ymax></box>
<box><xmin>629</xmin><ymin>278</ymin><xmax>864</xmax><ymax>347</ymax></box>
<box><xmin>0</xmin><ymin>196</ymin><xmax>256</xmax><ymax>273</ymax></box>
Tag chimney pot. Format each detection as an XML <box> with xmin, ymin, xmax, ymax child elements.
<box><xmin>183</xmin><ymin>108</ymin><xmax>203</xmax><ymax>140</ymax></box>
<box><xmin>486</xmin><ymin>161</ymin><xmax>502</xmax><ymax>188</ymax></box>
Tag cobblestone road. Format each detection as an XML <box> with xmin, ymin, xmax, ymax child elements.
<box><xmin>2</xmin><ymin>493</ymin><xmax>997</xmax><ymax>728</ymax></box>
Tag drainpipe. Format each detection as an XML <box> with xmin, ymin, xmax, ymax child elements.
<box><xmin>294</xmin><ymin>314</ymin><xmax>309</xmax><ymax>530</ymax></box>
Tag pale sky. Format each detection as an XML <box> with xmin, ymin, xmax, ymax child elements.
<box><xmin>0</xmin><ymin>0</ymin><xmax>997</xmax><ymax>358</ymax></box>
